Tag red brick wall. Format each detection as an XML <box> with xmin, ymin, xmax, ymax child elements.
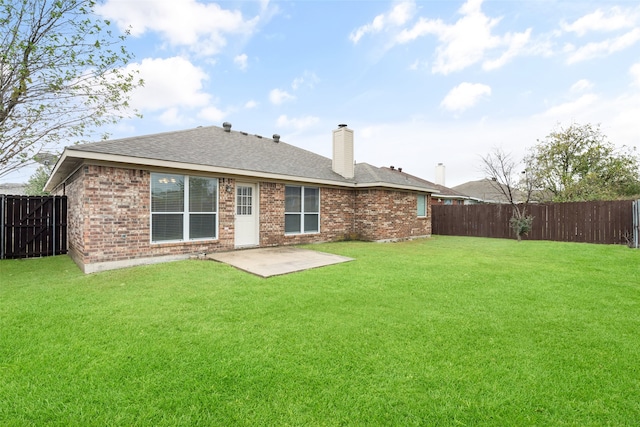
<box><xmin>55</xmin><ymin>164</ymin><xmax>431</xmax><ymax>270</ymax></box>
<box><xmin>56</xmin><ymin>165</ymin><xmax>236</xmax><ymax>269</ymax></box>
<box><xmin>55</xmin><ymin>167</ymin><xmax>86</xmax><ymax>267</ymax></box>
<box><xmin>355</xmin><ymin>189</ymin><xmax>431</xmax><ymax>241</ymax></box>
<box><xmin>432</xmin><ymin>197</ymin><xmax>464</xmax><ymax>205</ymax></box>
<box><xmin>259</xmin><ymin>183</ymin><xmax>355</xmax><ymax>246</ymax></box>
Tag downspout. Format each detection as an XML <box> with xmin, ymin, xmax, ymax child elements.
<box><xmin>52</xmin><ymin>196</ymin><xmax>57</xmax><ymax>256</ymax></box>
<box><xmin>353</xmin><ymin>186</ymin><xmax>357</xmax><ymax>238</ymax></box>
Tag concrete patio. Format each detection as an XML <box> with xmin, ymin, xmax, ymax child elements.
<box><xmin>206</xmin><ymin>246</ymin><xmax>354</xmax><ymax>278</ymax></box>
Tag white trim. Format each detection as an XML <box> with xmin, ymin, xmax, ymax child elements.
<box><xmin>417</xmin><ymin>194</ymin><xmax>427</xmax><ymax>217</ymax></box>
<box><xmin>150</xmin><ymin>173</ymin><xmax>219</xmax><ymax>244</ymax></box>
<box><xmin>234</xmin><ymin>182</ymin><xmax>260</xmax><ymax>248</ymax></box>
<box><xmin>284</xmin><ymin>185</ymin><xmax>320</xmax><ymax>235</ymax></box>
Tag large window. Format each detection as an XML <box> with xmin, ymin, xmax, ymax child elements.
<box><xmin>417</xmin><ymin>194</ymin><xmax>427</xmax><ymax>217</ymax></box>
<box><xmin>285</xmin><ymin>186</ymin><xmax>319</xmax><ymax>234</ymax></box>
<box><xmin>151</xmin><ymin>173</ymin><xmax>218</xmax><ymax>242</ymax></box>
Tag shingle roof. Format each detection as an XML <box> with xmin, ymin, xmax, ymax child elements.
<box><xmin>379</xmin><ymin>167</ymin><xmax>470</xmax><ymax>199</ymax></box>
<box><xmin>452</xmin><ymin>179</ymin><xmax>523</xmax><ymax>203</ymax></box>
<box><xmin>430</xmin><ymin>183</ymin><xmax>469</xmax><ymax>198</ymax></box>
<box><xmin>47</xmin><ymin>125</ymin><xmax>436</xmax><ymax>192</ymax></box>
<box><xmin>0</xmin><ymin>183</ymin><xmax>27</xmax><ymax>195</ymax></box>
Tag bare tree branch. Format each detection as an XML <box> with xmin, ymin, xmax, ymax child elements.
<box><xmin>481</xmin><ymin>147</ymin><xmax>536</xmax><ymax>240</ymax></box>
<box><xmin>0</xmin><ymin>0</ymin><xmax>143</xmax><ymax>177</ymax></box>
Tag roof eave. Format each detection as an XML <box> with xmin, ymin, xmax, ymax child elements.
<box><xmin>355</xmin><ymin>181</ymin><xmax>436</xmax><ymax>193</ymax></box>
<box><xmin>47</xmin><ymin>150</ymin><xmax>434</xmax><ymax>193</ymax></box>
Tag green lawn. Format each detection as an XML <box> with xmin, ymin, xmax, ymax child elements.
<box><xmin>1</xmin><ymin>236</ymin><xmax>639</xmax><ymax>426</ymax></box>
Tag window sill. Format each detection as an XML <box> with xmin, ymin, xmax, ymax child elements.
<box><xmin>284</xmin><ymin>232</ymin><xmax>320</xmax><ymax>236</ymax></box>
<box><xmin>151</xmin><ymin>238</ymin><xmax>218</xmax><ymax>245</ymax></box>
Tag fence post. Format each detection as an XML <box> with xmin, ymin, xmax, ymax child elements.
<box><xmin>1</xmin><ymin>194</ymin><xmax>4</xmax><ymax>259</ymax></box>
<box><xmin>632</xmin><ymin>199</ymin><xmax>640</xmax><ymax>249</ymax></box>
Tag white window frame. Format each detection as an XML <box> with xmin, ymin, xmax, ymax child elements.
<box><xmin>150</xmin><ymin>173</ymin><xmax>219</xmax><ymax>243</ymax></box>
<box><xmin>284</xmin><ymin>185</ymin><xmax>320</xmax><ymax>235</ymax></box>
<box><xmin>417</xmin><ymin>194</ymin><xmax>427</xmax><ymax>217</ymax></box>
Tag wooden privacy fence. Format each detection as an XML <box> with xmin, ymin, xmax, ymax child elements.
<box><xmin>1</xmin><ymin>195</ymin><xmax>67</xmax><ymax>259</ymax></box>
<box><xmin>432</xmin><ymin>200</ymin><xmax>637</xmax><ymax>245</ymax></box>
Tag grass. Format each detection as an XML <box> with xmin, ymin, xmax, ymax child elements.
<box><xmin>1</xmin><ymin>236</ymin><xmax>639</xmax><ymax>426</ymax></box>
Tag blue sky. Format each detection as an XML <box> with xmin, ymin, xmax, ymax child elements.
<box><xmin>7</xmin><ymin>0</ymin><xmax>640</xmax><ymax>186</ymax></box>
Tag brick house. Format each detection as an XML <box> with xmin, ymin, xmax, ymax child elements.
<box><xmin>45</xmin><ymin>124</ymin><xmax>435</xmax><ymax>273</ymax></box>
<box><xmin>430</xmin><ymin>184</ymin><xmax>476</xmax><ymax>205</ymax></box>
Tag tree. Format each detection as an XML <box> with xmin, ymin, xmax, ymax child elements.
<box><xmin>23</xmin><ymin>165</ymin><xmax>51</xmax><ymax>195</ymax></box>
<box><xmin>481</xmin><ymin>148</ymin><xmax>536</xmax><ymax>241</ymax></box>
<box><xmin>0</xmin><ymin>0</ymin><xmax>142</xmax><ymax>178</ymax></box>
<box><xmin>526</xmin><ymin>123</ymin><xmax>640</xmax><ymax>202</ymax></box>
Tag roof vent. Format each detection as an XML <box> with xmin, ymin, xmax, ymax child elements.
<box><xmin>222</xmin><ymin>122</ymin><xmax>232</xmax><ymax>132</ymax></box>
<box><xmin>273</xmin><ymin>134</ymin><xmax>280</xmax><ymax>143</ymax></box>
<box><xmin>398</xmin><ymin>167</ymin><xmax>403</xmax><ymax>172</ymax></box>
<box><xmin>255</xmin><ymin>134</ymin><xmax>263</xmax><ymax>139</ymax></box>
<box><xmin>390</xmin><ymin>166</ymin><xmax>395</xmax><ymax>170</ymax></box>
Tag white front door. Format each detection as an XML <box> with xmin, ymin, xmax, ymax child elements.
<box><xmin>234</xmin><ymin>183</ymin><xmax>259</xmax><ymax>247</ymax></box>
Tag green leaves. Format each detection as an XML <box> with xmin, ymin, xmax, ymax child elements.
<box><xmin>509</xmin><ymin>215</ymin><xmax>534</xmax><ymax>241</ymax></box>
<box><xmin>23</xmin><ymin>165</ymin><xmax>52</xmax><ymax>195</ymax></box>
<box><xmin>528</xmin><ymin>123</ymin><xmax>640</xmax><ymax>202</ymax></box>
<box><xmin>0</xmin><ymin>0</ymin><xmax>142</xmax><ymax>178</ymax></box>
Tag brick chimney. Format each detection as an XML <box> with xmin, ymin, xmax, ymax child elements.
<box><xmin>332</xmin><ymin>124</ymin><xmax>354</xmax><ymax>179</ymax></box>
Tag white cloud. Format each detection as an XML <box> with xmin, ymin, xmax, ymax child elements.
<box><xmin>408</xmin><ymin>59</ymin><xmax>429</xmax><ymax>71</ymax></box>
<box><xmin>292</xmin><ymin>71</ymin><xmax>319</xmax><ymax>90</ymax></box>
<box><xmin>126</xmin><ymin>57</ymin><xmax>210</xmax><ymax>111</ymax></box>
<box><xmin>571</xmin><ymin>79</ymin><xmax>593</xmax><ymax>92</ymax></box>
<box><xmin>97</xmin><ymin>0</ymin><xmax>259</xmax><ymax>56</ymax></box>
<box><xmin>349</xmin><ymin>0</ymin><xmax>416</xmax><ymax>44</ymax></box>
<box><xmin>565</xmin><ymin>28</ymin><xmax>640</xmax><ymax>64</ymax></box>
<box><xmin>276</xmin><ymin>115</ymin><xmax>319</xmax><ymax>130</ymax></box>
<box><xmin>234</xmin><ymin>54</ymin><xmax>248</xmax><ymax>71</ymax></box>
<box><xmin>395</xmin><ymin>0</ymin><xmax>531</xmax><ymax>74</ymax></box>
<box><xmin>158</xmin><ymin>108</ymin><xmax>184</xmax><ymax>125</ymax></box>
<box><xmin>561</xmin><ymin>7</ymin><xmax>638</xmax><ymax>36</ymax></box>
<box><xmin>441</xmin><ymin>82</ymin><xmax>491</xmax><ymax>112</ymax></box>
<box><xmin>197</xmin><ymin>106</ymin><xmax>226</xmax><ymax>122</ymax></box>
<box><xmin>269</xmin><ymin>88</ymin><xmax>296</xmax><ymax>105</ymax></box>
<box><xmin>482</xmin><ymin>29</ymin><xmax>531</xmax><ymax>71</ymax></box>
<box><xmin>630</xmin><ymin>63</ymin><xmax>640</xmax><ymax>87</ymax></box>
<box><xmin>244</xmin><ymin>100</ymin><xmax>258</xmax><ymax>109</ymax></box>
<box><xmin>537</xmin><ymin>94</ymin><xmax>599</xmax><ymax>118</ymax></box>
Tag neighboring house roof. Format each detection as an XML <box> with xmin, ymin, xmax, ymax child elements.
<box><xmin>452</xmin><ymin>179</ymin><xmax>524</xmax><ymax>204</ymax></box>
<box><xmin>380</xmin><ymin>167</ymin><xmax>471</xmax><ymax>201</ymax></box>
<box><xmin>46</xmin><ymin>125</ymin><xmax>437</xmax><ymax>193</ymax></box>
<box><xmin>429</xmin><ymin>183</ymin><xmax>472</xmax><ymax>200</ymax></box>
<box><xmin>0</xmin><ymin>183</ymin><xmax>27</xmax><ymax>195</ymax></box>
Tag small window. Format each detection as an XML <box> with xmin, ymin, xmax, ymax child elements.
<box><xmin>417</xmin><ymin>194</ymin><xmax>427</xmax><ymax>217</ymax></box>
<box><xmin>285</xmin><ymin>185</ymin><xmax>320</xmax><ymax>234</ymax></box>
<box><xmin>236</xmin><ymin>185</ymin><xmax>253</xmax><ymax>216</ymax></box>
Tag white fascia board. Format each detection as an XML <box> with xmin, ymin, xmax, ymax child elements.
<box><xmin>433</xmin><ymin>193</ymin><xmax>468</xmax><ymax>199</ymax></box>
<box><xmin>44</xmin><ymin>149</ymin><xmax>74</xmax><ymax>192</ymax></box>
<box><xmin>355</xmin><ymin>181</ymin><xmax>437</xmax><ymax>193</ymax></box>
